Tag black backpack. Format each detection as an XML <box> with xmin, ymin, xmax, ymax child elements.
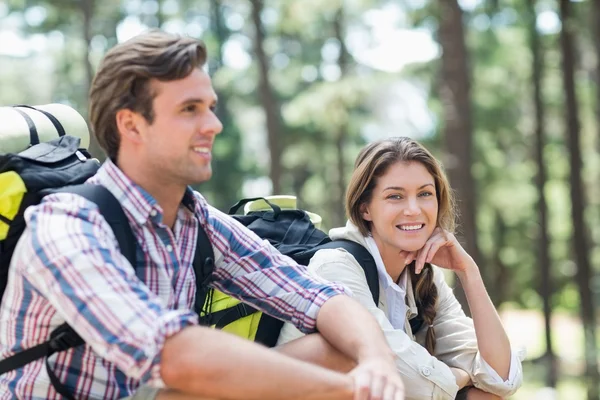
<box><xmin>196</xmin><ymin>197</ymin><xmax>383</xmax><ymax>347</ymax></box>
<box><xmin>198</xmin><ymin>198</ymin><xmax>423</xmax><ymax>347</ymax></box>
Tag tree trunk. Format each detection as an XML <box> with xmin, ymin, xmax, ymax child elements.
<box><xmin>210</xmin><ymin>0</ymin><xmax>226</xmax><ymax>70</ymax></box>
<box><xmin>203</xmin><ymin>0</ymin><xmax>245</xmax><ymax>209</ymax></box>
<box><xmin>81</xmin><ymin>0</ymin><xmax>103</xmax><ymax>159</ymax></box>
<box><xmin>250</xmin><ymin>0</ymin><xmax>283</xmax><ymax>194</ymax></box>
<box><xmin>527</xmin><ymin>0</ymin><xmax>557</xmax><ymax>387</ymax></box>
<box><xmin>437</xmin><ymin>0</ymin><xmax>481</xmax><ymax>313</ymax></box>
<box><xmin>156</xmin><ymin>0</ymin><xmax>164</xmax><ymax>28</ymax></box>
<box><xmin>490</xmin><ymin>210</ymin><xmax>508</xmax><ymax>305</ymax></box>
<box><xmin>559</xmin><ymin>1</ymin><xmax>599</xmax><ymax>398</ymax></box>
<box><xmin>331</xmin><ymin>6</ymin><xmax>349</xmax><ymax>227</ymax></box>
<box><xmin>592</xmin><ymin>0</ymin><xmax>600</xmax><ymax>155</ymax></box>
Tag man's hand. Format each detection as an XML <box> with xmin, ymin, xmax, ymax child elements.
<box><xmin>349</xmin><ymin>357</ymin><xmax>404</xmax><ymax>400</ymax></box>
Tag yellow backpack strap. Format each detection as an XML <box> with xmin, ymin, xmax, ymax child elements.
<box><xmin>200</xmin><ymin>302</ymin><xmax>260</xmax><ymax>328</ymax></box>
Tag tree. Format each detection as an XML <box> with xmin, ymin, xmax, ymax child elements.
<box><xmin>250</xmin><ymin>0</ymin><xmax>284</xmax><ymax>194</ymax></box>
<box><xmin>80</xmin><ymin>0</ymin><xmax>104</xmax><ymax>159</ymax></box>
<box><xmin>591</xmin><ymin>0</ymin><xmax>600</xmax><ymax>154</ymax></box>
<box><xmin>559</xmin><ymin>0</ymin><xmax>599</xmax><ymax>397</ymax></box>
<box><xmin>437</xmin><ymin>0</ymin><xmax>482</xmax><ymax>311</ymax></box>
<box><xmin>526</xmin><ymin>0</ymin><xmax>557</xmax><ymax>388</ymax></box>
<box><xmin>330</xmin><ymin>5</ymin><xmax>350</xmax><ymax>228</ymax></box>
<box><xmin>195</xmin><ymin>0</ymin><xmax>247</xmax><ymax>210</ymax></box>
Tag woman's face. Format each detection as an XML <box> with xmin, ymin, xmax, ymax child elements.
<box><xmin>361</xmin><ymin>161</ymin><xmax>439</xmax><ymax>257</ymax></box>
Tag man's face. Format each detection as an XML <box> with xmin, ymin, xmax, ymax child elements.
<box><xmin>137</xmin><ymin>68</ymin><xmax>222</xmax><ymax>187</ymax></box>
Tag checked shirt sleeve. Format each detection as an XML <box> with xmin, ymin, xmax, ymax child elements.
<box><xmin>16</xmin><ymin>193</ymin><xmax>198</xmax><ymax>385</ymax></box>
<box><xmin>202</xmin><ymin>205</ymin><xmax>349</xmax><ymax>334</ymax></box>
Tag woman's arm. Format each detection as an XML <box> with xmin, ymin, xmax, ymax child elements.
<box><xmin>426</xmin><ymin>266</ymin><xmax>522</xmax><ymax>398</ymax></box>
<box><xmin>414</xmin><ymin>228</ymin><xmax>513</xmax><ymax>380</ymax></box>
<box><xmin>456</xmin><ymin>264</ymin><xmax>511</xmax><ymax>379</ymax></box>
<box><xmin>279</xmin><ymin>249</ymin><xmax>460</xmax><ymax>400</ymax></box>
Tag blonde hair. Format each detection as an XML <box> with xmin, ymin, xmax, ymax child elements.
<box><xmin>345</xmin><ymin>137</ymin><xmax>456</xmax><ymax>354</ymax></box>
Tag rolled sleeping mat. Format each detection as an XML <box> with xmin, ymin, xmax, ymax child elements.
<box><xmin>0</xmin><ymin>104</ymin><xmax>90</xmax><ymax>154</ymax></box>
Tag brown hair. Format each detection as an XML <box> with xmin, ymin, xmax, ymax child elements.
<box><xmin>345</xmin><ymin>137</ymin><xmax>456</xmax><ymax>354</ymax></box>
<box><xmin>89</xmin><ymin>29</ymin><xmax>208</xmax><ymax>160</ymax></box>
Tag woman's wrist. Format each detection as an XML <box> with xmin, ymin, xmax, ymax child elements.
<box><xmin>455</xmin><ymin>260</ymin><xmax>480</xmax><ymax>284</ymax></box>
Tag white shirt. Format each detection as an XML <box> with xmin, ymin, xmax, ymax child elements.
<box><xmin>278</xmin><ymin>221</ymin><xmax>525</xmax><ymax>400</ymax></box>
<box><xmin>364</xmin><ymin>236</ymin><xmax>408</xmax><ymax>331</ymax></box>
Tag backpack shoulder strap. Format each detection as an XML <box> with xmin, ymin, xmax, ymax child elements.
<box><xmin>316</xmin><ymin>240</ymin><xmax>425</xmax><ymax>333</ymax></box>
<box><xmin>0</xmin><ymin>184</ymin><xmax>136</xmax><ymax>399</ymax></box>
<box><xmin>314</xmin><ymin>239</ymin><xmax>380</xmax><ymax>305</ymax></box>
<box><xmin>193</xmin><ymin>221</ymin><xmax>216</xmax><ymax>316</ymax></box>
<box><xmin>56</xmin><ymin>184</ymin><xmax>137</xmax><ymax>266</ymax></box>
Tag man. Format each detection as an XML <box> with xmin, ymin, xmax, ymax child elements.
<box><xmin>0</xmin><ymin>30</ymin><xmax>404</xmax><ymax>400</ymax></box>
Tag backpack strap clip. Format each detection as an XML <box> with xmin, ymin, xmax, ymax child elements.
<box><xmin>48</xmin><ymin>324</ymin><xmax>84</xmax><ymax>352</ymax></box>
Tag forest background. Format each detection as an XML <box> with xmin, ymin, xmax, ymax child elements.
<box><xmin>1</xmin><ymin>0</ymin><xmax>600</xmax><ymax>398</ymax></box>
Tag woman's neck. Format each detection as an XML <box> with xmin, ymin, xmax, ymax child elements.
<box><xmin>371</xmin><ymin>235</ymin><xmax>409</xmax><ymax>283</ymax></box>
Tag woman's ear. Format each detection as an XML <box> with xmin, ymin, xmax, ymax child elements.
<box><xmin>360</xmin><ymin>203</ymin><xmax>372</xmax><ymax>221</ymax></box>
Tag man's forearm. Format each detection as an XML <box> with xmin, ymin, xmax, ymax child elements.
<box><xmin>160</xmin><ymin>326</ymin><xmax>354</xmax><ymax>400</ymax></box>
<box><xmin>315</xmin><ymin>295</ymin><xmax>395</xmax><ymax>363</ymax></box>
<box><xmin>276</xmin><ymin>332</ymin><xmax>356</xmax><ymax>372</ymax></box>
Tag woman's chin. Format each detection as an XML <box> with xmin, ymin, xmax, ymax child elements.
<box><xmin>398</xmin><ymin>244</ymin><xmax>426</xmax><ymax>253</ymax></box>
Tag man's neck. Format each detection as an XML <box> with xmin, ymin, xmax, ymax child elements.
<box><xmin>116</xmin><ymin>157</ymin><xmax>185</xmax><ymax>229</ymax></box>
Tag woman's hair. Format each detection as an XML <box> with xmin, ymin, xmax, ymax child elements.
<box><xmin>89</xmin><ymin>30</ymin><xmax>207</xmax><ymax>161</ymax></box>
<box><xmin>345</xmin><ymin>137</ymin><xmax>456</xmax><ymax>354</ymax></box>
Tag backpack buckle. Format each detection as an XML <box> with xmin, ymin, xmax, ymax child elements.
<box><xmin>49</xmin><ymin>325</ymin><xmax>83</xmax><ymax>352</ymax></box>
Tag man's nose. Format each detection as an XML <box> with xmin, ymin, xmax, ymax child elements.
<box><xmin>204</xmin><ymin>111</ymin><xmax>223</xmax><ymax>136</ymax></box>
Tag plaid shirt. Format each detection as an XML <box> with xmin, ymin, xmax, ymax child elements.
<box><xmin>0</xmin><ymin>159</ymin><xmax>346</xmax><ymax>399</ymax></box>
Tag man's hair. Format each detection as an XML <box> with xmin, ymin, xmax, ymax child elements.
<box><xmin>345</xmin><ymin>136</ymin><xmax>457</xmax><ymax>354</ymax></box>
<box><xmin>89</xmin><ymin>30</ymin><xmax>208</xmax><ymax>160</ymax></box>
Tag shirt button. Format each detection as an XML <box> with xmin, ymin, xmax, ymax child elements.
<box><xmin>150</xmin><ymin>209</ymin><xmax>157</xmax><ymax>217</ymax></box>
<box><xmin>420</xmin><ymin>366</ymin><xmax>431</xmax><ymax>377</ymax></box>
<box><xmin>166</xmin><ymin>244</ymin><xmax>173</xmax><ymax>252</ymax></box>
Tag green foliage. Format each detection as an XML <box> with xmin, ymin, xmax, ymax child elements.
<box><xmin>3</xmin><ymin>0</ymin><xmax>598</xmax><ymax>310</ymax></box>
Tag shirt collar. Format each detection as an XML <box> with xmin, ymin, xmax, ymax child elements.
<box><xmin>363</xmin><ymin>236</ymin><xmax>408</xmax><ymax>295</ymax></box>
<box><xmin>91</xmin><ymin>159</ymin><xmax>198</xmax><ymax>225</ymax></box>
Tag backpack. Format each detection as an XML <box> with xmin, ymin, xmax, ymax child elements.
<box><xmin>198</xmin><ymin>197</ymin><xmax>424</xmax><ymax>347</ymax></box>
<box><xmin>0</xmin><ymin>106</ymin><xmax>216</xmax><ymax>400</ymax></box>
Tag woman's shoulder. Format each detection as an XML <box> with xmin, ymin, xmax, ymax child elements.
<box><xmin>311</xmin><ymin>246</ymin><xmax>363</xmax><ymax>268</ymax></box>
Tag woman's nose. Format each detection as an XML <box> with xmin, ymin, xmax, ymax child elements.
<box><xmin>403</xmin><ymin>198</ymin><xmax>421</xmax><ymax>216</ymax></box>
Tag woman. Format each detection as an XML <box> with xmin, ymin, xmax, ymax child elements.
<box><xmin>277</xmin><ymin>137</ymin><xmax>523</xmax><ymax>400</ymax></box>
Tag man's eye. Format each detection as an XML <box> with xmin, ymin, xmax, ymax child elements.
<box><xmin>183</xmin><ymin>105</ymin><xmax>196</xmax><ymax>112</ymax></box>
<box><xmin>210</xmin><ymin>104</ymin><xmax>218</xmax><ymax>113</ymax></box>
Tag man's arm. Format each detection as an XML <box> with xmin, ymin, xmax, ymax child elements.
<box><xmin>160</xmin><ymin>326</ymin><xmax>355</xmax><ymax>400</ymax></box>
<box><xmin>315</xmin><ymin>295</ymin><xmax>405</xmax><ymax>399</ymax></box>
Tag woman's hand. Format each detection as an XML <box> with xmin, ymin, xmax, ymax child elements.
<box><xmin>405</xmin><ymin>227</ymin><xmax>476</xmax><ymax>275</ymax></box>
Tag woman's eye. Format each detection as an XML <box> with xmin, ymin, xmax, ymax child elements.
<box><xmin>419</xmin><ymin>191</ymin><xmax>433</xmax><ymax>197</ymax></box>
<box><xmin>387</xmin><ymin>194</ymin><xmax>402</xmax><ymax>200</ymax></box>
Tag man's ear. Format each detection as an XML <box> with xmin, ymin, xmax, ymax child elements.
<box><xmin>115</xmin><ymin>109</ymin><xmax>145</xmax><ymax>144</ymax></box>
<box><xmin>360</xmin><ymin>203</ymin><xmax>372</xmax><ymax>221</ymax></box>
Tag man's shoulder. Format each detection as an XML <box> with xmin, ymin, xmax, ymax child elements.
<box><xmin>189</xmin><ymin>190</ymin><xmax>234</xmax><ymax>226</ymax></box>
